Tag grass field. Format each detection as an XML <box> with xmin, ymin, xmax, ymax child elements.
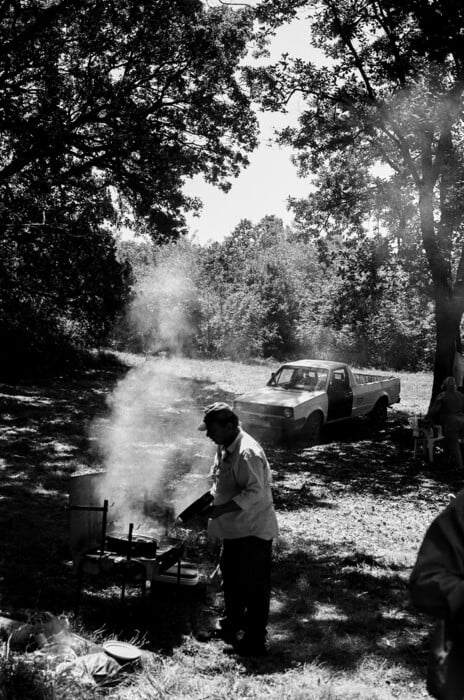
<box><xmin>0</xmin><ymin>353</ymin><xmax>459</xmax><ymax>699</ymax></box>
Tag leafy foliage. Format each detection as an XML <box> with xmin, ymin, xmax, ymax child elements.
<box><xmin>250</xmin><ymin>0</ymin><xmax>464</xmax><ymax>395</ymax></box>
<box><xmin>0</xmin><ymin>0</ymin><xmax>258</xmax><ymax>236</ymax></box>
<box><xmin>0</xmin><ymin>656</ymin><xmax>53</xmax><ymax>700</ymax></box>
<box><xmin>119</xmin><ymin>217</ymin><xmax>435</xmax><ymax>369</ymax></box>
<box><xmin>0</xmin><ymin>194</ymin><xmax>130</xmax><ymax>375</ymax></box>
<box><xmin>0</xmin><ymin>0</ymin><xmax>259</xmax><ymax>371</ymax></box>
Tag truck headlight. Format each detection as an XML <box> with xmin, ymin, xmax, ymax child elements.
<box><xmin>283</xmin><ymin>408</ymin><xmax>293</xmax><ymax>419</ymax></box>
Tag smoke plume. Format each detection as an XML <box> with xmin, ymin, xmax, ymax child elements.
<box><xmin>128</xmin><ymin>242</ymin><xmax>201</xmax><ymax>356</ymax></box>
<box><xmin>90</xmin><ymin>360</ymin><xmax>214</xmax><ymax>537</ymax></box>
<box><xmin>85</xmin><ymin>243</ymin><xmax>216</xmax><ymax>537</ymax></box>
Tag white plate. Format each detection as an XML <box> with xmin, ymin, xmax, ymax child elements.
<box><xmin>102</xmin><ymin>641</ymin><xmax>141</xmax><ymax>662</ymax></box>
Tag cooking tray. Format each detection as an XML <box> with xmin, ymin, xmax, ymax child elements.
<box><xmin>177</xmin><ymin>491</ymin><xmax>214</xmax><ymax>523</ymax></box>
<box><xmin>105</xmin><ymin>533</ymin><xmax>158</xmax><ymax>558</ymax></box>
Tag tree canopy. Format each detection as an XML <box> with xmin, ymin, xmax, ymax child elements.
<box><xmin>0</xmin><ymin>0</ymin><xmax>260</xmax><ymax>372</ymax></box>
<box><xmin>251</xmin><ymin>0</ymin><xmax>464</xmax><ymax>398</ymax></box>
<box><xmin>1</xmin><ymin>0</ymin><xmax>258</xmax><ymax>236</ymax></box>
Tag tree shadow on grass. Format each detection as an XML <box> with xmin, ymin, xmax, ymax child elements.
<box><xmin>74</xmin><ymin>538</ymin><xmax>427</xmax><ymax>676</ymax></box>
<box><xmin>0</xmin><ymin>364</ymin><xmax>131</xmax><ymax>611</ymax></box>
<box><xmin>267</xmin><ymin>411</ymin><xmax>463</xmax><ymax>507</ymax></box>
<box><xmin>234</xmin><ymin>542</ymin><xmax>429</xmax><ymax>680</ymax></box>
<box><xmin>74</xmin><ymin>580</ymin><xmax>210</xmax><ymax>653</ymax></box>
<box><xmin>0</xmin><ymin>361</ymin><xmax>229</xmax><ymax>641</ymax></box>
<box><xmin>0</xmin><ymin>360</ymin><xmax>445</xmax><ymax>677</ymax></box>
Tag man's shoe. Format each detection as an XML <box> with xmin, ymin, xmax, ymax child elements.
<box><xmin>213</xmin><ymin>627</ymin><xmax>238</xmax><ymax>644</ymax></box>
<box><xmin>196</xmin><ymin>627</ymin><xmax>238</xmax><ymax>644</ymax></box>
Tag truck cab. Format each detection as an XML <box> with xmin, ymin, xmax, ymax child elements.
<box><xmin>234</xmin><ymin>359</ymin><xmax>400</xmax><ymax>445</ymax></box>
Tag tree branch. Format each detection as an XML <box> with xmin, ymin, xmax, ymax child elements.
<box><xmin>369</xmin><ymin>0</ymin><xmax>408</xmax><ymax>87</ymax></box>
<box><xmin>328</xmin><ymin>0</ymin><xmax>377</xmax><ymax>103</ymax></box>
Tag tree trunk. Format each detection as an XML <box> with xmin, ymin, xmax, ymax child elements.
<box><xmin>431</xmin><ymin>292</ymin><xmax>462</xmax><ymax>403</ymax></box>
<box><xmin>417</xmin><ymin>136</ymin><xmax>464</xmax><ymax>405</ymax></box>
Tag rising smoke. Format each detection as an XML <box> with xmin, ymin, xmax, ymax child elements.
<box><xmin>128</xmin><ymin>241</ymin><xmax>201</xmax><ymax>357</ymax></box>
<box><xmin>89</xmin><ymin>245</ymin><xmax>213</xmax><ymax>536</ymax></box>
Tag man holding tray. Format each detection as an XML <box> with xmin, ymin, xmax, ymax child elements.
<box><xmin>199</xmin><ymin>402</ymin><xmax>278</xmax><ymax>657</ymax></box>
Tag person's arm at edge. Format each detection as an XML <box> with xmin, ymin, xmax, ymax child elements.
<box><xmin>410</xmin><ymin>511</ymin><xmax>464</xmax><ymax>619</ymax></box>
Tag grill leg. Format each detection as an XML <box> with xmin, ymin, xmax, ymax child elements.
<box><xmin>428</xmin><ymin>437</ymin><xmax>434</xmax><ymax>463</ymax></box>
<box><xmin>75</xmin><ymin>560</ymin><xmax>84</xmax><ymax>616</ymax></box>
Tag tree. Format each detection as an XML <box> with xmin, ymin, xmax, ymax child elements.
<box><xmin>0</xmin><ymin>191</ymin><xmax>130</xmax><ymax>372</ymax></box>
<box><xmin>119</xmin><ymin>212</ymin><xmax>434</xmax><ymax>367</ymax></box>
<box><xmin>251</xmin><ymin>0</ymin><xmax>464</xmax><ymax>399</ymax></box>
<box><xmin>0</xmin><ymin>0</ymin><xmax>260</xmax><ymax>368</ymax></box>
<box><xmin>0</xmin><ymin>0</ymin><xmax>258</xmax><ymax>237</ymax></box>
<box><xmin>195</xmin><ymin>216</ymin><xmax>326</xmax><ymax>360</ymax></box>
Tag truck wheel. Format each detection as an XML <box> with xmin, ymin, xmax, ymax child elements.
<box><xmin>370</xmin><ymin>399</ymin><xmax>388</xmax><ymax>430</ymax></box>
<box><xmin>303</xmin><ymin>412</ymin><xmax>322</xmax><ymax>446</ymax></box>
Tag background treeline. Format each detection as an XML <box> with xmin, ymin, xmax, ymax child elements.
<box><xmin>3</xmin><ymin>0</ymin><xmax>462</xmax><ymax>382</ymax></box>
<box><xmin>117</xmin><ymin>215</ymin><xmax>435</xmax><ymax>372</ymax></box>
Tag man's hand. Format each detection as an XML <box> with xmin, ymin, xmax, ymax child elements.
<box><xmin>204</xmin><ymin>505</ymin><xmax>223</xmax><ymax>519</ymax></box>
<box><xmin>203</xmin><ymin>501</ymin><xmax>241</xmax><ymax>519</ymax></box>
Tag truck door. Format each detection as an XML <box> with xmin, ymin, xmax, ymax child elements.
<box><xmin>327</xmin><ymin>368</ymin><xmax>353</xmax><ymax>421</ymax></box>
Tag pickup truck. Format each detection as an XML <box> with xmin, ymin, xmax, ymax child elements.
<box><xmin>233</xmin><ymin>359</ymin><xmax>401</xmax><ymax>445</ymax></box>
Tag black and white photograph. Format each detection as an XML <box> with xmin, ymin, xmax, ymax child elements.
<box><xmin>0</xmin><ymin>0</ymin><xmax>463</xmax><ymax>698</ymax></box>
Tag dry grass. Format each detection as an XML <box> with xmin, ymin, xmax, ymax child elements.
<box><xmin>0</xmin><ymin>354</ymin><xmax>454</xmax><ymax>699</ymax></box>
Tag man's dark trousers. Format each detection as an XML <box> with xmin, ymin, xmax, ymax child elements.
<box><xmin>220</xmin><ymin>536</ymin><xmax>272</xmax><ymax>646</ymax></box>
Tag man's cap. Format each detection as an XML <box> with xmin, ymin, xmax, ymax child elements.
<box><xmin>198</xmin><ymin>402</ymin><xmax>236</xmax><ymax>431</ymax></box>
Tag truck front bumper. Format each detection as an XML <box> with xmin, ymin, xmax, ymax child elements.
<box><xmin>239</xmin><ymin>414</ymin><xmax>306</xmax><ymax>443</ymax></box>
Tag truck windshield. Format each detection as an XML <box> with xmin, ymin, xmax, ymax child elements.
<box><xmin>271</xmin><ymin>367</ymin><xmax>329</xmax><ymax>391</ymax></box>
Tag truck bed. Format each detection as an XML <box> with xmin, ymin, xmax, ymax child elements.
<box><xmin>353</xmin><ymin>372</ymin><xmax>396</xmax><ymax>385</ymax></box>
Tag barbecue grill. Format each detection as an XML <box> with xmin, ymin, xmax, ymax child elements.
<box><xmin>69</xmin><ymin>472</ymin><xmax>185</xmax><ymax>612</ymax></box>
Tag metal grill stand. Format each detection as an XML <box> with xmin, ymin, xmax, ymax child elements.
<box><xmin>69</xmin><ymin>474</ymin><xmax>184</xmax><ymax>614</ymax></box>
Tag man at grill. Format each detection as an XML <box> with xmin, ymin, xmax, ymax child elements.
<box><xmin>198</xmin><ymin>402</ymin><xmax>278</xmax><ymax>657</ymax></box>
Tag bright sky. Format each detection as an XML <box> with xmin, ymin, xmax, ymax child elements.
<box><xmin>185</xmin><ymin>4</ymin><xmax>321</xmax><ymax>245</ymax></box>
